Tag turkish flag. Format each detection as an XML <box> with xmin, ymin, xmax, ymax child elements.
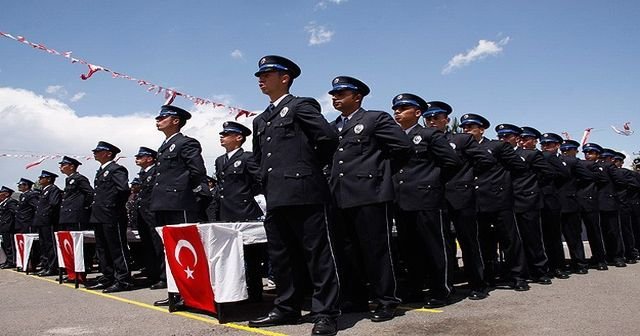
<box><xmin>163</xmin><ymin>225</ymin><xmax>216</xmax><ymax>314</ymax></box>
<box><xmin>15</xmin><ymin>234</ymin><xmax>25</xmax><ymax>268</ymax></box>
<box><xmin>56</xmin><ymin>231</ymin><xmax>77</xmax><ymax>280</ymax></box>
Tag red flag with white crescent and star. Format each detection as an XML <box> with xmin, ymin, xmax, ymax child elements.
<box><xmin>163</xmin><ymin>225</ymin><xmax>216</xmax><ymax>314</ymax></box>
<box><xmin>56</xmin><ymin>231</ymin><xmax>77</xmax><ymax>280</ymax></box>
<box><xmin>15</xmin><ymin>234</ymin><xmax>25</xmax><ymax>267</ymax></box>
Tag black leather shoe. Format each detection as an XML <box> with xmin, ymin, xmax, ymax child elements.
<box><xmin>370</xmin><ymin>304</ymin><xmax>397</xmax><ymax>322</ymax></box>
<box><xmin>37</xmin><ymin>269</ymin><xmax>57</xmax><ymax>276</ymax></box>
<box><xmin>423</xmin><ymin>297</ymin><xmax>449</xmax><ymax>309</ymax></box>
<box><xmin>533</xmin><ymin>276</ymin><xmax>552</xmax><ymax>285</ymax></box>
<box><xmin>102</xmin><ymin>283</ymin><xmax>133</xmax><ymax>293</ymax></box>
<box><xmin>248</xmin><ymin>310</ymin><xmax>301</xmax><ymax>327</ymax></box>
<box><xmin>614</xmin><ymin>260</ymin><xmax>627</xmax><ymax>268</ymax></box>
<box><xmin>312</xmin><ymin>316</ymin><xmax>337</xmax><ymax>336</ymax></box>
<box><xmin>86</xmin><ymin>281</ymin><xmax>113</xmax><ymax>290</ymax></box>
<box><xmin>513</xmin><ymin>280</ymin><xmax>530</xmax><ymax>292</ymax></box>
<box><xmin>596</xmin><ymin>263</ymin><xmax>608</xmax><ymax>271</ymax></box>
<box><xmin>626</xmin><ymin>258</ymin><xmax>638</xmax><ymax>264</ymax></box>
<box><xmin>574</xmin><ymin>268</ymin><xmax>588</xmax><ymax>275</ymax></box>
<box><xmin>468</xmin><ymin>289</ymin><xmax>488</xmax><ymax>300</ymax></box>
<box><xmin>154</xmin><ymin>298</ymin><xmax>170</xmax><ymax>306</ymax></box>
<box><xmin>554</xmin><ymin>270</ymin><xmax>571</xmax><ymax>279</ymax></box>
<box><xmin>0</xmin><ymin>263</ymin><xmax>16</xmax><ymax>269</ymax></box>
<box><xmin>150</xmin><ymin>281</ymin><xmax>168</xmax><ymax>290</ymax></box>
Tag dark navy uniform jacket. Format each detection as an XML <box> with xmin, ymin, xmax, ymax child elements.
<box><xmin>15</xmin><ymin>189</ymin><xmax>40</xmax><ymax>232</ymax></box>
<box><xmin>540</xmin><ymin>152</ymin><xmax>571</xmax><ymax>211</ymax></box>
<box><xmin>330</xmin><ymin>108</ymin><xmax>413</xmax><ymax>209</ymax></box>
<box><xmin>215</xmin><ymin>148</ymin><xmax>263</xmax><ymax>221</ymax></box>
<box><xmin>592</xmin><ymin>161</ymin><xmax>621</xmax><ymax>212</ymax></box>
<box><xmin>90</xmin><ymin>162</ymin><xmax>129</xmax><ymax>224</ymax></box>
<box><xmin>33</xmin><ymin>185</ymin><xmax>62</xmax><ymax>227</ymax></box>
<box><xmin>150</xmin><ymin>133</ymin><xmax>209</xmax><ymax>212</ymax></box>
<box><xmin>577</xmin><ymin>160</ymin><xmax>606</xmax><ymax>212</ymax></box>
<box><xmin>59</xmin><ymin>172</ymin><xmax>94</xmax><ymax>224</ymax></box>
<box><xmin>0</xmin><ymin>198</ymin><xmax>19</xmax><ymax>233</ymax></box>
<box><xmin>252</xmin><ymin>95</ymin><xmax>338</xmax><ymax>210</ymax></box>
<box><xmin>137</xmin><ymin>165</ymin><xmax>157</xmax><ymax>224</ymax></box>
<box><xmin>559</xmin><ymin>155</ymin><xmax>594</xmax><ymax>213</ymax></box>
<box><xmin>475</xmin><ymin>137</ymin><xmax>527</xmax><ymax>212</ymax></box>
<box><xmin>393</xmin><ymin>125</ymin><xmax>460</xmax><ymax>211</ymax></box>
<box><xmin>613</xmin><ymin>166</ymin><xmax>640</xmax><ymax>212</ymax></box>
<box><xmin>512</xmin><ymin>148</ymin><xmax>554</xmax><ymax>213</ymax></box>
<box><xmin>443</xmin><ymin>132</ymin><xmax>495</xmax><ymax>210</ymax></box>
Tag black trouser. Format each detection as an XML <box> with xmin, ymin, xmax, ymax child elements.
<box><xmin>632</xmin><ymin>204</ymin><xmax>640</xmax><ymax>254</ymax></box>
<box><xmin>244</xmin><ymin>243</ymin><xmax>267</xmax><ymax>300</ymax></box>
<box><xmin>265</xmin><ymin>204</ymin><xmax>339</xmax><ymax>317</ymax></box>
<box><xmin>153</xmin><ymin>210</ymin><xmax>201</xmax><ymax>285</ymax></box>
<box><xmin>620</xmin><ymin>209</ymin><xmax>637</xmax><ymax>260</ymax></box>
<box><xmin>136</xmin><ymin>208</ymin><xmax>161</xmax><ymax>282</ymax></box>
<box><xmin>600</xmin><ymin>211</ymin><xmax>625</xmax><ymax>263</ymax></box>
<box><xmin>581</xmin><ymin>211</ymin><xmax>606</xmax><ymax>264</ymax></box>
<box><xmin>94</xmin><ymin>221</ymin><xmax>131</xmax><ymax>284</ymax></box>
<box><xmin>541</xmin><ymin>208</ymin><xmax>567</xmax><ymax>272</ymax></box>
<box><xmin>395</xmin><ymin>207</ymin><xmax>451</xmax><ymax>300</ymax></box>
<box><xmin>477</xmin><ymin>210</ymin><xmax>527</xmax><ymax>283</ymax></box>
<box><xmin>445</xmin><ymin>206</ymin><xmax>486</xmax><ymax>291</ymax></box>
<box><xmin>37</xmin><ymin>225</ymin><xmax>57</xmax><ymax>271</ymax></box>
<box><xmin>1</xmin><ymin>232</ymin><xmax>15</xmax><ymax>265</ymax></box>
<box><xmin>561</xmin><ymin>212</ymin><xmax>587</xmax><ymax>269</ymax></box>
<box><xmin>515</xmin><ymin>210</ymin><xmax>549</xmax><ymax>278</ymax></box>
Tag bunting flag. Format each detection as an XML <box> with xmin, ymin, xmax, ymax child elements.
<box><xmin>561</xmin><ymin>131</ymin><xmax>571</xmax><ymax>140</ymax></box>
<box><xmin>611</xmin><ymin>122</ymin><xmax>634</xmax><ymax>136</ymax></box>
<box><xmin>580</xmin><ymin>128</ymin><xmax>593</xmax><ymax>146</ymax></box>
<box><xmin>25</xmin><ymin>157</ymin><xmax>47</xmax><ymax>169</ymax></box>
<box><xmin>0</xmin><ymin>29</ymin><xmax>257</xmax><ymax>119</ymax></box>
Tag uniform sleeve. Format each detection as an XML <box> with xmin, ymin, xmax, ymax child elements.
<box><xmin>499</xmin><ymin>142</ymin><xmax>527</xmax><ymax>173</ymax></box>
<box><xmin>462</xmin><ymin>135</ymin><xmax>496</xmax><ymax>175</ymax></box>
<box><xmin>573</xmin><ymin>159</ymin><xmax>594</xmax><ymax>183</ymax></box>
<box><xmin>245</xmin><ymin>153</ymin><xmax>263</xmax><ymax>195</ymax></box>
<box><xmin>294</xmin><ymin>98</ymin><xmax>339</xmax><ymax>166</ymax></box>
<box><xmin>112</xmin><ymin>166</ymin><xmax>131</xmax><ymax>207</ymax></box>
<box><xmin>252</xmin><ymin>116</ymin><xmax>263</xmax><ymax>166</ymax></box>
<box><xmin>181</xmin><ymin>138</ymin><xmax>208</xmax><ymax>190</ymax></box>
<box><xmin>530</xmin><ymin>151</ymin><xmax>555</xmax><ymax>183</ymax></box>
<box><xmin>27</xmin><ymin>192</ymin><xmax>39</xmax><ymax>209</ymax></box>
<box><xmin>79</xmin><ymin>176</ymin><xmax>95</xmax><ymax>208</ymax></box>
<box><xmin>429</xmin><ymin>130</ymin><xmax>462</xmax><ymax>169</ymax></box>
<box><xmin>373</xmin><ymin>112</ymin><xmax>414</xmax><ymax>172</ymax></box>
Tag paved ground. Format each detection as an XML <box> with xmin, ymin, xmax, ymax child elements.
<box><xmin>2</xmin><ymin>263</ymin><xmax>640</xmax><ymax>336</ymax></box>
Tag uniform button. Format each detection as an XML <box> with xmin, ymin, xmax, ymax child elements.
<box><xmin>338</xmin><ymin>148</ymin><xmax>344</xmax><ymax>151</ymax></box>
<box><xmin>156</xmin><ymin>173</ymin><xmax>160</xmax><ymax>176</ymax></box>
<box><xmin>267</xmin><ymin>153</ymin><xmax>272</xmax><ymax>157</ymax></box>
<box><xmin>338</xmin><ymin>136</ymin><xmax>343</xmax><ymax>140</ymax></box>
<box><xmin>221</xmin><ymin>172</ymin><xmax>225</xmax><ymax>175</ymax></box>
<box><xmin>295</xmin><ymin>173</ymin><xmax>300</xmax><ymax>177</ymax></box>
<box><xmin>399</xmin><ymin>169</ymin><xmax>404</xmax><ymax>173</ymax></box>
<box><xmin>266</xmin><ymin>137</ymin><xmax>271</xmax><ymax>142</ymax></box>
<box><xmin>220</xmin><ymin>195</ymin><xmax>225</xmax><ymax>199</ymax></box>
<box><xmin>475</xmin><ymin>186</ymin><xmax>479</xmax><ymax>189</ymax></box>
<box><xmin>368</xmin><ymin>174</ymin><xmax>372</xmax><ymax>178</ymax></box>
<box><xmin>155</xmin><ymin>183</ymin><xmax>159</xmax><ymax>186</ymax></box>
<box><xmin>399</xmin><ymin>181</ymin><xmax>404</xmax><ymax>184</ymax></box>
<box><xmin>339</xmin><ymin>173</ymin><xmax>344</xmax><ymax>177</ymax></box>
<box><xmin>267</xmin><ymin>121</ymin><xmax>271</xmax><ymax>126</ymax></box>
<box><xmin>338</xmin><ymin>160</ymin><xmax>344</xmax><ymax>164</ymax></box>
<box><xmin>220</xmin><ymin>188</ymin><xmax>224</xmax><ymax>191</ymax></box>
<box><xmin>157</xmin><ymin>162</ymin><xmax>161</xmax><ymax>166</ymax></box>
<box><xmin>267</xmin><ymin>167</ymin><xmax>273</xmax><ymax>172</ymax></box>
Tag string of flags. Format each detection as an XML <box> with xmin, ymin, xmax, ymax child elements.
<box><xmin>0</xmin><ymin>29</ymin><xmax>257</xmax><ymax>120</ymax></box>
<box><xmin>611</xmin><ymin>122</ymin><xmax>634</xmax><ymax>136</ymax></box>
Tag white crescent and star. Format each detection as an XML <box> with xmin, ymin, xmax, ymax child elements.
<box><xmin>175</xmin><ymin>239</ymin><xmax>198</xmax><ymax>279</ymax></box>
<box><xmin>63</xmin><ymin>239</ymin><xmax>73</xmax><ymax>254</ymax></box>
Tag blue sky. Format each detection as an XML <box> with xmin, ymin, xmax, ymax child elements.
<box><xmin>1</xmin><ymin>0</ymin><xmax>639</xmax><ymax>187</ymax></box>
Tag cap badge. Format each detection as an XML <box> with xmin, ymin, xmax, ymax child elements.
<box><xmin>463</xmin><ymin>114</ymin><xmax>469</xmax><ymax>118</ymax></box>
<box><xmin>169</xmin><ymin>144</ymin><xmax>176</xmax><ymax>152</ymax></box>
<box><xmin>333</xmin><ymin>78</ymin><xmax>340</xmax><ymax>84</ymax></box>
<box><xmin>260</xmin><ymin>57</ymin><xmax>266</xmax><ymax>65</ymax></box>
<box><xmin>280</xmin><ymin>107</ymin><xmax>289</xmax><ymax>117</ymax></box>
<box><xmin>499</xmin><ymin>125</ymin><xmax>505</xmax><ymax>129</ymax></box>
<box><xmin>543</xmin><ymin>133</ymin><xmax>548</xmax><ymax>137</ymax></box>
<box><xmin>354</xmin><ymin>124</ymin><xmax>364</xmax><ymax>134</ymax></box>
<box><xmin>223</xmin><ymin>122</ymin><xmax>229</xmax><ymax>127</ymax></box>
<box><xmin>234</xmin><ymin>160</ymin><xmax>242</xmax><ymax>168</ymax></box>
<box><xmin>69</xmin><ymin>179</ymin><xmax>75</xmax><ymax>185</ymax></box>
<box><xmin>103</xmin><ymin>171</ymin><xmax>109</xmax><ymax>177</ymax></box>
<box><xmin>450</xmin><ymin>142</ymin><xmax>457</xmax><ymax>150</ymax></box>
<box><xmin>413</xmin><ymin>135</ymin><xmax>422</xmax><ymax>144</ymax></box>
<box><xmin>396</xmin><ymin>94</ymin><xmax>403</xmax><ymax>100</ymax></box>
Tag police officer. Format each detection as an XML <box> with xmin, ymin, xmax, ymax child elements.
<box><xmin>58</xmin><ymin>156</ymin><xmax>94</xmax><ymax>231</ymax></box>
<box><xmin>460</xmin><ymin>114</ymin><xmax>529</xmax><ymax>292</ymax></box>
<box><xmin>611</xmin><ymin>151</ymin><xmax>640</xmax><ymax>263</ymax></box>
<box><xmin>215</xmin><ymin>121</ymin><xmax>264</xmax><ymax>301</ymax></box>
<box><xmin>577</xmin><ymin>143</ymin><xmax>609</xmax><ymax>269</ymax></box>
<box><xmin>150</xmin><ymin>105</ymin><xmax>210</xmax><ymax>306</ymax></box>
<box><xmin>86</xmin><ymin>141</ymin><xmax>133</xmax><ymax>292</ymax></box>
<box><xmin>498</xmin><ymin>125</ymin><xmax>552</xmax><ymax>284</ymax></box>
<box><xmin>538</xmin><ymin>133</ymin><xmax>571</xmax><ymax>279</ymax></box>
<box><xmin>33</xmin><ymin>170</ymin><xmax>62</xmax><ymax>276</ymax></box>
<box><xmin>133</xmin><ymin>147</ymin><xmax>164</xmax><ymax>288</ymax></box>
<box><xmin>329</xmin><ymin>77</ymin><xmax>412</xmax><ymax>320</ymax></box>
<box><xmin>557</xmin><ymin>140</ymin><xmax>595</xmax><ymax>273</ymax></box>
<box><xmin>15</xmin><ymin>178</ymin><xmax>40</xmax><ymax>234</ymax></box>
<box><xmin>205</xmin><ymin>176</ymin><xmax>220</xmax><ymax>222</ymax></box>
<box><xmin>391</xmin><ymin>93</ymin><xmax>461</xmax><ymax>304</ymax></box>
<box><xmin>423</xmin><ymin>102</ymin><xmax>495</xmax><ymax>304</ymax></box>
<box><xmin>0</xmin><ymin>186</ymin><xmax>19</xmax><ymax>269</ymax></box>
<box><xmin>248</xmin><ymin>55</ymin><xmax>340</xmax><ymax>336</ymax></box>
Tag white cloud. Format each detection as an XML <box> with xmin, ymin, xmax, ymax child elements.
<box><xmin>0</xmin><ymin>86</ymin><xmax>257</xmax><ymax>188</ymax></box>
<box><xmin>442</xmin><ymin>37</ymin><xmax>511</xmax><ymax>74</ymax></box>
<box><xmin>45</xmin><ymin>85</ymin><xmax>67</xmax><ymax>96</ymax></box>
<box><xmin>70</xmin><ymin>92</ymin><xmax>86</xmax><ymax>102</ymax></box>
<box><xmin>230</xmin><ymin>49</ymin><xmax>243</xmax><ymax>59</ymax></box>
<box><xmin>316</xmin><ymin>0</ymin><xmax>347</xmax><ymax>10</ymax></box>
<box><xmin>305</xmin><ymin>22</ymin><xmax>334</xmax><ymax>46</ymax></box>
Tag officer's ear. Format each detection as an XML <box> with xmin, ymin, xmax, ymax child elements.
<box><xmin>414</xmin><ymin>109</ymin><xmax>422</xmax><ymax>119</ymax></box>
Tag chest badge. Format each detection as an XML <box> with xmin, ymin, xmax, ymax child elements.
<box><xmin>412</xmin><ymin>135</ymin><xmax>422</xmax><ymax>144</ymax></box>
<box><xmin>234</xmin><ymin>160</ymin><xmax>242</xmax><ymax>167</ymax></box>
<box><xmin>450</xmin><ymin>142</ymin><xmax>457</xmax><ymax>149</ymax></box>
<box><xmin>69</xmin><ymin>179</ymin><xmax>75</xmax><ymax>185</ymax></box>
<box><xmin>354</xmin><ymin>124</ymin><xmax>364</xmax><ymax>134</ymax></box>
<box><xmin>280</xmin><ymin>107</ymin><xmax>289</xmax><ymax>117</ymax></box>
<box><xmin>103</xmin><ymin>170</ymin><xmax>109</xmax><ymax>177</ymax></box>
<box><xmin>169</xmin><ymin>144</ymin><xmax>176</xmax><ymax>152</ymax></box>
<box><xmin>146</xmin><ymin>175</ymin><xmax>152</xmax><ymax>182</ymax></box>
<box><xmin>562</xmin><ymin>161</ymin><xmax>567</xmax><ymax>166</ymax></box>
